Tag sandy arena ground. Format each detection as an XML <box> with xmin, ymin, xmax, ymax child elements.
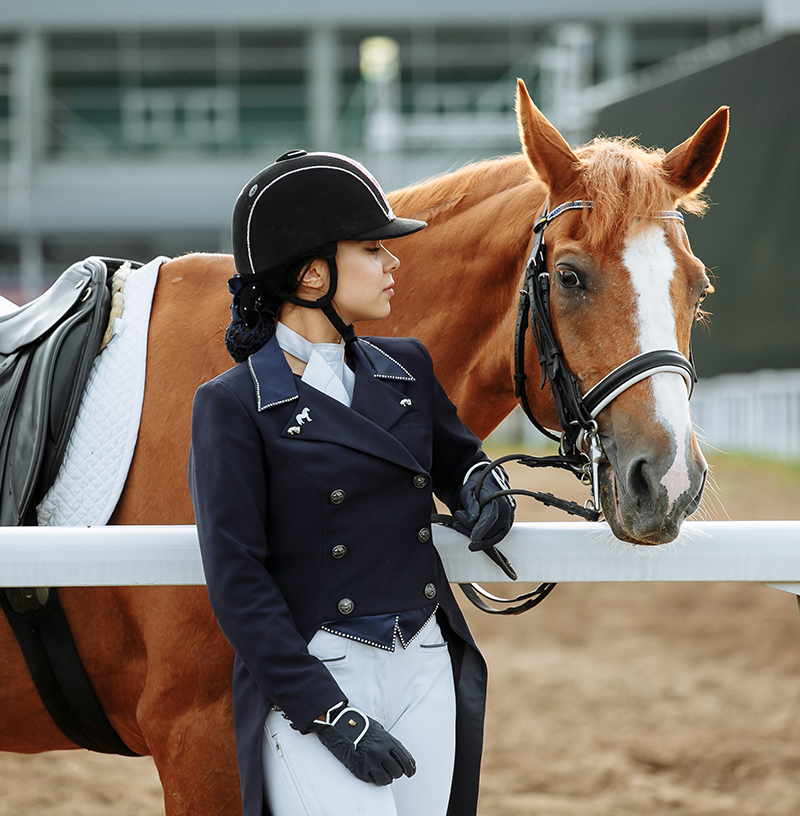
<box><xmin>1</xmin><ymin>453</ymin><xmax>799</xmax><ymax>815</ymax></box>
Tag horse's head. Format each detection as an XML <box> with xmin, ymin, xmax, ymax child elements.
<box><xmin>515</xmin><ymin>79</ymin><xmax>729</xmax><ymax>545</ymax></box>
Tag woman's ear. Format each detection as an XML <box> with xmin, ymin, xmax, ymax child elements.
<box><xmin>295</xmin><ymin>258</ymin><xmax>330</xmax><ymax>297</ymax></box>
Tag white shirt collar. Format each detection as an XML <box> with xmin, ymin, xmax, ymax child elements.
<box><xmin>275</xmin><ymin>322</ymin><xmax>354</xmax><ymax>406</ymax></box>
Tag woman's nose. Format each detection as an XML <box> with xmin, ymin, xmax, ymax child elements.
<box><xmin>382</xmin><ymin>247</ymin><xmax>400</xmax><ymax>271</ymax></box>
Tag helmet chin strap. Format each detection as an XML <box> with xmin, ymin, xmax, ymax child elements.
<box><xmin>276</xmin><ymin>254</ymin><xmax>358</xmax><ymax>345</ymax></box>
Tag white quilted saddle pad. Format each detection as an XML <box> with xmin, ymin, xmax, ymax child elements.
<box><xmin>37</xmin><ymin>257</ymin><xmax>168</xmax><ymax>527</ymax></box>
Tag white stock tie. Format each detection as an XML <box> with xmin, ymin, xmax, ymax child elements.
<box><xmin>275</xmin><ymin>322</ymin><xmax>354</xmax><ymax>407</ymax></box>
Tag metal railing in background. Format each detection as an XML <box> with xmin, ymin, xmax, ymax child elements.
<box><xmin>488</xmin><ymin>370</ymin><xmax>800</xmax><ymax>462</ymax></box>
<box><xmin>691</xmin><ymin>370</ymin><xmax>800</xmax><ymax>461</ymax></box>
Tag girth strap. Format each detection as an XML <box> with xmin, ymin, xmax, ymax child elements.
<box><xmin>0</xmin><ymin>587</ymin><xmax>140</xmax><ymax>756</ymax></box>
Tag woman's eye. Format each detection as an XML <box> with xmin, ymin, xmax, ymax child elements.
<box><xmin>557</xmin><ymin>268</ymin><xmax>581</xmax><ymax>289</ymax></box>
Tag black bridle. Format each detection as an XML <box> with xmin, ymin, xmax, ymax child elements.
<box><xmin>514</xmin><ymin>200</ymin><xmax>695</xmax><ymax>506</ymax></box>
<box><xmin>454</xmin><ymin>200</ymin><xmax>697</xmax><ymax>614</ymax></box>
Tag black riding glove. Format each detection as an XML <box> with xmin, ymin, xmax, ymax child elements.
<box><xmin>307</xmin><ymin>702</ymin><xmax>416</xmax><ymax>786</ymax></box>
<box><xmin>452</xmin><ymin>464</ymin><xmax>515</xmax><ymax>551</ymax></box>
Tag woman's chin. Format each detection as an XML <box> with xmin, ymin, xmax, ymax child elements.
<box><xmin>353</xmin><ymin>306</ymin><xmax>393</xmax><ymax>325</ymax></box>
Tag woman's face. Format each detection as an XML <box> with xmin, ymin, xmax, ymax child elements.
<box><xmin>330</xmin><ymin>240</ymin><xmax>400</xmax><ymax>325</ymax></box>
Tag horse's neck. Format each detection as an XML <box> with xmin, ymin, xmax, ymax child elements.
<box><xmin>377</xmin><ymin>165</ymin><xmax>548</xmax><ymax>439</ymax></box>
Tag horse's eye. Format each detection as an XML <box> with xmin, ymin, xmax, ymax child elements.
<box><xmin>694</xmin><ymin>285</ymin><xmax>712</xmax><ymax>323</ymax></box>
<box><xmin>695</xmin><ymin>285</ymin><xmax>711</xmax><ymax>312</ymax></box>
<box><xmin>557</xmin><ymin>268</ymin><xmax>582</xmax><ymax>289</ymax></box>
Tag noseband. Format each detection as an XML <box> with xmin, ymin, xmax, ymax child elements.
<box><xmin>513</xmin><ymin>200</ymin><xmax>696</xmax><ymax>508</ymax></box>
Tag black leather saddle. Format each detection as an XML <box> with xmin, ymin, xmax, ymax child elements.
<box><xmin>0</xmin><ymin>256</ymin><xmax>137</xmax><ymax>526</ymax></box>
<box><xmin>0</xmin><ymin>255</ymin><xmax>143</xmax><ymax>757</ymax></box>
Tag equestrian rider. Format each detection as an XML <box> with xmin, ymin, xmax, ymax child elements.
<box><xmin>188</xmin><ymin>150</ymin><xmax>515</xmax><ymax>816</ymax></box>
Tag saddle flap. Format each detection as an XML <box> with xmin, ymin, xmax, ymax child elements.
<box><xmin>0</xmin><ymin>257</ymin><xmax>115</xmax><ymax>525</ymax></box>
<box><xmin>0</xmin><ymin>259</ymin><xmax>102</xmax><ymax>355</ymax></box>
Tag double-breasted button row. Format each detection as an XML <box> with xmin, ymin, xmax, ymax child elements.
<box><xmin>417</xmin><ymin>527</ymin><xmax>431</xmax><ymax>543</ymax></box>
<box><xmin>330</xmin><ymin>489</ymin><xmax>346</xmax><ymax>504</ymax></box>
<box><xmin>413</xmin><ymin>474</ymin><xmax>429</xmax><ymax>489</ymax></box>
<box><xmin>338</xmin><ymin>588</ymin><xmax>435</xmax><ymax>614</ymax></box>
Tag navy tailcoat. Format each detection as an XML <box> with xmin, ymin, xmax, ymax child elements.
<box><xmin>189</xmin><ymin>334</ymin><xmax>489</xmax><ymax>816</ymax></box>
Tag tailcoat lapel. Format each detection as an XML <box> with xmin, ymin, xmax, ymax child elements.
<box><xmin>248</xmin><ymin>336</ymin><xmax>426</xmax><ymax>473</ymax></box>
<box><xmin>349</xmin><ymin>339</ymin><xmax>415</xmax><ymax>432</ymax></box>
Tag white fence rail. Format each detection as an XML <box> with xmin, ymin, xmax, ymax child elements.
<box><xmin>2</xmin><ymin>523</ymin><xmax>800</xmax><ymax>597</ymax></box>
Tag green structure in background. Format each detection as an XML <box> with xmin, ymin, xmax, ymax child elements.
<box><xmin>597</xmin><ymin>35</ymin><xmax>800</xmax><ymax>376</ymax></box>
<box><xmin>0</xmin><ymin>1</ymin><xmax>761</xmax><ymax>303</ymax></box>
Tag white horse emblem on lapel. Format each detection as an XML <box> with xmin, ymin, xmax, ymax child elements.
<box><xmin>296</xmin><ymin>407</ymin><xmax>312</xmax><ymax>425</ymax></box>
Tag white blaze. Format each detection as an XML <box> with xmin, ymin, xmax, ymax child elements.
<box><xmin>622</xmin><ymin>226</ymin><xmax>693</xmax><ymax>506</ymax></box>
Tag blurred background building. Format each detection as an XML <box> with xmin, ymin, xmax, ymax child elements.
<box><xmin>1</xmin><ymin>0</ymin><xmax>798</xmax><ymax>397</ymax></box>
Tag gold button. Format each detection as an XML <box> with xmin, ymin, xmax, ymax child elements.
<box><xmin>338</xmin><ymin>598</ymin><xmax>354</xmax><ymax>615</ymax></box>
<box><xmin>330</xmin><ymin>489</ymin><xmax>346</xmax><ymax>504</ymax></box>
<box><xmin>424</xmin><ymin>583</ymin><xmax>437</xmax><ymax>599</ymax></box>
<box><xmin>331</xmin><ymin>545</ymin><xmax>347</xmax><ymax>559</ymax></box>
<box><xmin>413</xmin><ymin>475</ymin><xmax>429</xmax><ymax>489</ymax></box>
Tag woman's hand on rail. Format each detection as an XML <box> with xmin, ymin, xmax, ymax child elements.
<box><xmin>453</xmin><ymin>464</ymin><xmax>515</xmax><ymax>551</ymax></box>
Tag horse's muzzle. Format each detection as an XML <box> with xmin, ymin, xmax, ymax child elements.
<box><xmin>599</xmin><ymin>446</ymin><xmax>707</xmax><ymax>546</ymax></box>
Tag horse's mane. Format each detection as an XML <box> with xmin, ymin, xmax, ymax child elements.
<box><xmin>389</xmin><ymin>136</ymin><xmax>710</xmax><ymax>247</ymax></box>
<box><xmin>389</xmin><ymin>155</ymin><xmax>534</xmax><ymax>225</ymax></box>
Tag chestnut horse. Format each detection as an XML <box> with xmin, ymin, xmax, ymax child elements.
<box><xmin>0</xmin><ymin>81</ymin><xmax>728</xmax><ymax>813</ymax></box>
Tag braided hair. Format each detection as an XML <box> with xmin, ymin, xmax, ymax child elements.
<box><xmin>224</xmin><ymin>243</ymin><xmax>337</xmax><ymax>363</ymax></box>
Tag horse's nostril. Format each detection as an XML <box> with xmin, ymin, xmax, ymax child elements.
<box><xmin>626</xmin><ymin>456</ymin><xmax>657</xmax><ymax>508</ymax></box>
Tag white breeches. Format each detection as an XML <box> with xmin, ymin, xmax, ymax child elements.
<box><xmin>262</xmin><ymin>617</ymin><xmax>457</xmax><ymax>816</ymax></box>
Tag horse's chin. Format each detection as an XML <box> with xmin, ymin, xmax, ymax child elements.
<box><xmin>598</xmin><ymin>464</ymin><xmax>704</xmax><ymax>546</ymax></box>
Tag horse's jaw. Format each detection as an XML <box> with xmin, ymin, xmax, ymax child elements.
<box><xmin>598</xmin><ymin>448</ymin><xmax>707</xmax><ymax>546</ymax></box>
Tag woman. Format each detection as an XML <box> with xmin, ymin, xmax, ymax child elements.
<box><xmin>189</xmin><ymin>150</ymin><xmax>514</xmax><ymax>816</ymax></box>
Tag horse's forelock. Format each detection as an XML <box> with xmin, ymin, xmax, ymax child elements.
<box><xmin>575</xmin><ymin>137</ymin><xmax>709</xmax><ymax>247</ymax></box>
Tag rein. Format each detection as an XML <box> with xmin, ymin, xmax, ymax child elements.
<box><xmin>454</xmin><ymin>200</ymin><xmax>697</xmax><ymax>614</ymax></box>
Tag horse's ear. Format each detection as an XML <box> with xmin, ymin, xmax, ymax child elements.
<box><xmin>515</xmin><ymin>78</ymin><xmax>580</xmax><ymax>198</ymax></box>
<box><xmin>662</xmin><ymin>106</ymin><xmax>729</xmax><ymax>197</ymax></box>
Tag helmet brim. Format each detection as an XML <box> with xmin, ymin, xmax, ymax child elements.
<box><xmin>354</xmin><ymin>216</ymin><xmax>427</xmax><ymax>242</ymax></box>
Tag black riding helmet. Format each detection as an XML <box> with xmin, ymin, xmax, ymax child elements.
<box><xmin>231</xmin><ymin>150</ymin><xmax>427</xmax><ymax>342</ymax></box>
